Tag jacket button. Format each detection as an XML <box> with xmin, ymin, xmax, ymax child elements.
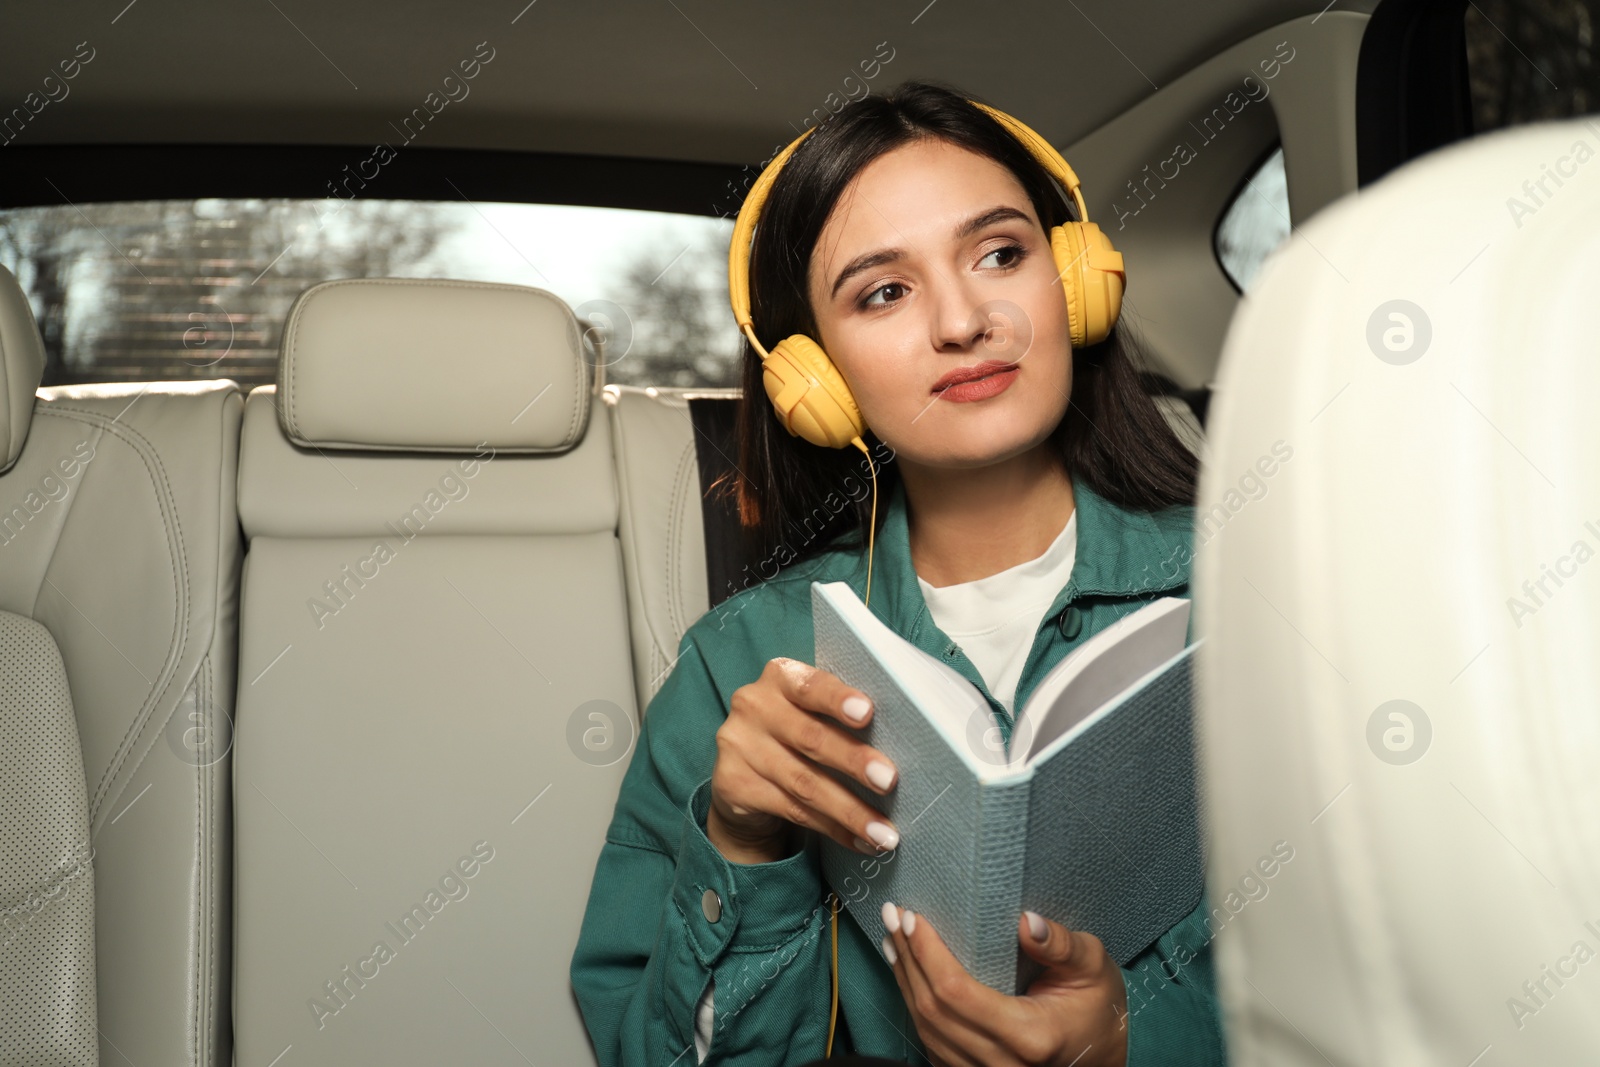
<box><xmin>1057</xmin><ymin>605</ymin><xmax>1083</xmax><ymax>640</ymax></box>
<box><xmin>701</xmin><ymin>888</ymin><xmax>722</xmax><ymax>924</ymax></box>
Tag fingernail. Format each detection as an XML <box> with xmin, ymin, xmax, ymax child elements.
<box><xmin>865</xmin><ymin>759</ymin><xmax>897</xmax><ymax>791</ymax></box>
<box><xmin>854</xmin><ymin>836</ymin><xmax>876</xmax><ymax>854</ymax></box>
<box><xmin>842</xmin><ymin>695</ymin><xmax>871</xmax><ymax>723</ymax></box>
<box><xmin>881</xmin><ymin>900</ymin><xmax>900</xmax><ymax>934</ymax></box>
<box><xmin>902</xmin><ymin>909</ymin><xmax>917</xmax><ymax>937</ymax></box>
<box><xmin>1025</xmin><ymin>909</ymin><xmax>1048</xmax><ymax>942</ymax></box>
<box><xmin>865</xmin><ymin>821</ymin><xmax>899</xmax><ymax>850</ymax></box>
<box><xmin>881</xmin><ymin>934</ymin><xmax>898</xmax><ymax>966</ymax></box>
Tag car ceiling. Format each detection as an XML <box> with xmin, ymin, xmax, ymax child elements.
<box><xmin>4</xmin><ymin>0</ymin><xmax>1366</xmax><ymax>168</ymax></box>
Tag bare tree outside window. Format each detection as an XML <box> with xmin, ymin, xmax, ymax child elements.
<box><xmin>0</xmin><ymin>199</ymin><xmax>463</xmax><ymax>388</ymax></box>
<box><xmin>600</xmin><ymin>225</ymin><xmax>742</xmax><ymax>388</ymax></box>
<box><xmin>1466</xmin><ymin>0</ymin><xmax>1598</xmax><ymax>131</ymax></box>
<box><xmin>0</xmin><ymin>198</ymin><xmax>743</xmax><ymax>390</ymax></box>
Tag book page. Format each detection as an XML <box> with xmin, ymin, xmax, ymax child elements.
<box><xmin>1011</xmin><ymin>598</ymin><xmax>1191</xmax><ymax>767</ymax></box>
<box><xmin>812</xmin><ymin>582</ymin><xmax>993</xmax><ymax>762</ymax></box>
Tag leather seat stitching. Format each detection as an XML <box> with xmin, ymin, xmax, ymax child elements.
<box><xmin>34</xmin><ymin>405</ymin><xmax>192</xmax><ymax>823</ymax></box>
<box><xmin>665</xmin><ymin>436</ymin><xmax>697</xmax><ymax>650</ymax></box>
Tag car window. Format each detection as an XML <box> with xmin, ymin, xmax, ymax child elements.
<box><xmin>0</xmin><ymin>198</ymin><xmax>741</xmax><ymax>390</ymax></box>
<box><xmin>1465</xmin><ymin>0</ymin><xmax>1598</xmax><ymax>133</ymax></box>
<box><xmin>1214</xmin><ymin>145</ymin><xmax>1291</xmax><ymax>292</ymax></box>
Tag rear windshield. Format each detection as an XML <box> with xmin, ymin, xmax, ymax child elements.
<box><xmin>0</xmin><ymin>198</ymin><xmax>741</xmax><ymax>389</ymax></box>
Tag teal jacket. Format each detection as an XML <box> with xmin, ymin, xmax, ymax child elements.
<box><xmin>571</xmin><ymin>475</ymin><xmax>1224</xmax><ymax>1066</ymax></box>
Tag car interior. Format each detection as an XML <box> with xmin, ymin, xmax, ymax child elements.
<box><xmin>1</xmin><ymin>0</ymin><xmax>1594</xmax><ymax>1063</ymax></box>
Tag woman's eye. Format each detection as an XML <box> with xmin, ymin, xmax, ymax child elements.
<box><xmin>978</xmin><ymin>242</ymin><xmax>1027</xmax><ymax>270</ymax></box>
<box><xmin>860</xmin><ymin>282</ymin><xmax>906</xmax><ymax>309</ymax></box>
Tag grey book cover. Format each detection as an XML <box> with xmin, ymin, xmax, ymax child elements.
<box><xmin>812</xmin><ymin>580</ymin><xmax>1205</xmax><ymax>995</ymax></box>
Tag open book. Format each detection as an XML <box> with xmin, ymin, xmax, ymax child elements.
<box><xmin>812</xmin><ymin>581</ymin><xmax>1204</xmax><ymax>995</ymax></box>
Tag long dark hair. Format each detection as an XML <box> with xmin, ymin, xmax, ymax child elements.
<box><xmin>718</xmin><ymin>80</ymin><xmax>1198</xmax><ymax>572</ymax></box>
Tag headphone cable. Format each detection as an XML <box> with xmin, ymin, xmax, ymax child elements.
<box><xmin>826</xmin><ymin>894</ymin><xmax>841</xmax><ymax>1055</ymax></box>
<box><xmin>851</xmin><ymin>437</ymin><xmax>876</xmax><ymax>610</ymax></box>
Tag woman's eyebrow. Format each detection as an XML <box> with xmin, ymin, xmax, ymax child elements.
<box><xmin>828</xmin><ymin>204</ymin><xmax>1034</xmax><ymax>299</ymax></box>
<box><xmin>954</xmin><ymin>204</ymin><xmax>1031</xmax><ymax>239</ymax></box>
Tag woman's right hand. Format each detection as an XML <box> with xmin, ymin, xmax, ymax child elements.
<box><xmin>707</xmin><ymin>656</ymin><xmax>901</xmax><ymax>864</ymax></box>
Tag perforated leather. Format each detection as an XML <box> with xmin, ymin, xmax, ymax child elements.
<box><xmin>0</xmin><ymin>610</ymin><xmax>96</xmax><ymax>1067</ymax></box>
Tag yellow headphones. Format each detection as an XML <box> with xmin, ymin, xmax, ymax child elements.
<box><xmin>727</xmin><ymin>100</ymin><xmax>1126</xmax><ymax>447</ymax></box>
<box><xmin>726</xmin><ymin>100</ymin><xmax>1127</xmax><ymax>1057</ymax></box>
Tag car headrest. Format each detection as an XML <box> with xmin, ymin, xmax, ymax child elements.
<box><xmin>0</xmin><ymin>264</ymin><xmax>46</xmax><ymax>475</ymax></box>
<box><xmin>277</xmin><ymin>278</ymin><xmax>594</xmax><ymax>454</ymax></box>
<box><xmin>1196</xmin><ymin>115</ymin><xmax>1600</xmax><ymax>1060</ymax></box>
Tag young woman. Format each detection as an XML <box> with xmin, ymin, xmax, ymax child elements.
<box><xmin>571</xmin><ymin>81</ymin><xmax>1222</xmax><ymax>1066</ymax></box>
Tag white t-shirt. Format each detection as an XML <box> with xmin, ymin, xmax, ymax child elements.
<box><xmin>693</xmin><ymin>508</ymin><xmax>1077</xmax><ymax>1061</ymax></box>
<box><xmin>916</xmin><ymin>508</ymin><xmax>1077</xmax><ymax>717</ymax></box>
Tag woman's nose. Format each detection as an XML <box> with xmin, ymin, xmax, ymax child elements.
<box><xmin>929</xmin><ymin>278</ymin><xmax>993</xmax><ymax>351</ymax></box>
<box><xmin>934</xmin><ymin>292</ymin><xmax>1034</xmax><ymax>362</ymax></box>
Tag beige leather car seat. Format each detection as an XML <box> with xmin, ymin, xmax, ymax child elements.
<box><xmin>604</xmin><ymin>384</ymin><xmax>718</xmax><ymax>714</ymax></box>
<box><xmin>0</xmin><ymin>264</ymin><xmax>240</xmax><ymax>1067</ymax></box>
<box><xmin>231</xmin><ymin>278</ymin><xmax>634</xmax><ymax>1065</ymax></box>
<box><xmin>1196</xmin><ymin>116</ymin><xmax>1600</xmax><ymax>1064</ymax></box>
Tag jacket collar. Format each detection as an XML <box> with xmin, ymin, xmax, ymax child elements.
<box><xmin>859</xmin><ymin>474</ymin><xmax>1193</xmax><ymax>642</ymax></box>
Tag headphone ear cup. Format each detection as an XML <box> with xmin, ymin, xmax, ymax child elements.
<box><xmin>1050</xmin><ymin>222</ymin><xmax>1126</xmax><ymax>348</ymax></box>
<box><xmin>761</xmin><ymin>334</ymin><xmax>868</xmax><ymax>449</ymax></box>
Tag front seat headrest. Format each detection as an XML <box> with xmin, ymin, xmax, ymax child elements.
<box><xmin>0</xmin><ymin>264</ymin><xmax>47</xmax><ymax>475</ymax></box>
<box><xmin>277</xmin><ymin>277</ymin><xmax>594</xmax><ymax>454</ymax></box>
<box><xmin>1196</xmin><ymin>115</ymin><xmax>1600</xmax><ymax>1061</ymax></box>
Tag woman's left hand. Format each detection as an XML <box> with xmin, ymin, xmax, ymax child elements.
<box><xmin>880</xmin><ymin>902</ymin><xmax>1128</xmax><ymax>1067</ymax></box>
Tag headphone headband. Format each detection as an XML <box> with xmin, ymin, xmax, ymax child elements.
<box><xmin>727</xmin><ymin>99</ymin><xmax>1097</xmax><ymax>347</ymax></box>
<box><xmin>728</xmin><ymin>124</ymin><xmax>814</xmax><ymax>339</ymax></box>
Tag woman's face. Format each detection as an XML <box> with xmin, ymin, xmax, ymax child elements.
<box><xmin>805</xmin><ymin>136</ymin><xmax>1074</xmax><ymax>469</ymax></box>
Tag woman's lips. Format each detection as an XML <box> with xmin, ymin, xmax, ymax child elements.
<box><xmin>932</xmin><ymin>362</ymin><xmax>1020</xmax><ymax>403</ymax></box>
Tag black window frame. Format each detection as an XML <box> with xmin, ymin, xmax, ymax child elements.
<box><xmin>0</xmin><ymin>143</ymin><xmax>748</xmax><ymax>218</ymax></box>
<box><xmin>1356</xmin><ymin>0</ymin><xmax>1478</xmax><ymax>186</ymax></box>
